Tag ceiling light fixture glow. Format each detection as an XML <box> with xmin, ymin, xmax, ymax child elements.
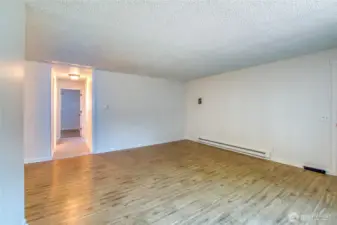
<box><xmin>69</xmin><ymin>74</ymin><xmax>80</xmax><ymax>80</ymax></box>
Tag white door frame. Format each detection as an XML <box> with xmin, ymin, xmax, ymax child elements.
<box><xmin>330</xmin><ymin>60</ymin><xmax>337</xmax><ymax>176</ymax></box>
<box><xmin>91</xmin><ymin>70</ymin><xmax>96</xmax><ymax>154</ymax></box>
<box><xmin>50</xmin><ymin>71</ymin><xmax>95</xmax><ymax>156</ymax></box>
<box><xmin>50</xmin><ymin>74</ymin><xmax>95</xmax><ymax>157</ymax></box>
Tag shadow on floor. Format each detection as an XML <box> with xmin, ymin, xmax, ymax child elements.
<box><xmin>61</xmin><ymin>129</ymin><xmax>81</xmax><ymax>138</ymax></box>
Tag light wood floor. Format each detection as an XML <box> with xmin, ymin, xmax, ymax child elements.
<box><xmin>25</xmin><ymin>141</ymin><xmax>337</xmax><ymax>225</ymax></box>
<box><xmin>53</xmin><ymin>138</ymin><xmax>90</xmax><ymax>160</ymax></box>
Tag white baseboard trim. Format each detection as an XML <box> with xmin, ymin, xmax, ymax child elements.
<box><xmin>24</xmin><ymin>156</ymin><xmax>52</xmax><ymax>164</ymax></box>
<box><xmin>326</xmin><ymin>169</ymin><xmax>337</xmax><ymax>176</ymax></box>
<box><xmin>95</xmin><ymin>139</ymin><xmax>184</xmax><ymax>155</ymax></box>
<box><xmin>270</xmin><ymin>157</ymin><xmax>303</xmax><ymax>170</ymax></box>
<box><xmin>270</xmin><ymin>157</ymin><xmax>335</xmax><ymax>176</ymax></box>
<box><xmin>191</xmin><ymin>139</ymin><xmax>336</xmax><ymax>176</ymax></box>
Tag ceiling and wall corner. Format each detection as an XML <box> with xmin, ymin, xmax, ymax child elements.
<box><xmin>25</xmin><ymin>0</ymin><xmax>337</xmax><ymax>81</ymax></box>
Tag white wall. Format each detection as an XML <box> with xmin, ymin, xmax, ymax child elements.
<box><xmin>186</xmin><ymin>48</ymin><xmax>337</xmax><ymax>174</ymax></box>
<box><xmin>24</xmin><ymin>62</ymin><xmax>52</xmax><ymax>163</ymax></box>
<box><xmin>93</xmin><ymin>70</ymin><xmax>185</xmax><ymax>153</ymax></box>
<box><xmin>0</xmin><ymin>1</ymin><xmax>25</xmax><ymax>225</ymax></box>
<box><xmin>24</xmin><ymin>66</ymin><xmax>185</xmax><ymax>159</ymax></box>
<box><xmin>24</xmin><ymin>66</ymin><xmax>93</xmax><ymax>161</ymax></box>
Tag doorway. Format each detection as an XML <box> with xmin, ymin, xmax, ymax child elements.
<box><xmin>51</xmin><ymin>65</ymin><xmax>93</xmax><ymax>160</ymax></box>
<box><xmin>61</xmin><ymin>89</ymin><xmax>81</xmax><ymax>138</ymax></box>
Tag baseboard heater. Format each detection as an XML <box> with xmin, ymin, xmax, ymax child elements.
<box><xmin>198</xmin><ymin>138</ymin><xmax>270</xmax><ymax>159</ymax></box>
<box><xmin>303</xmin><ymin>166</ymin><xmax>326</xmax><ymax>175</ymax></box>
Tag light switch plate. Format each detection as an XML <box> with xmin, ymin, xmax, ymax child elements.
<box><xmin>320</xmin><ymin>116</ymin><xmax>329</xmax><ymax>121</ymax></box>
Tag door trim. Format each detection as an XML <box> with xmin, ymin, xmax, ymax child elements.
<box><xmin>330</xmin><ymin>60</ymin><xmax>337</xmax><ymax>175</ymax></box>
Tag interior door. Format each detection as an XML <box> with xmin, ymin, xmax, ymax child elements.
<box><xmin>61</xmin><ymin>89</ymin><xmax>81</xmax><ymax>132</ymax></box>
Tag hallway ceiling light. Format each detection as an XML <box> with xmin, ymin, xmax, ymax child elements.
<box><xmin>69</xmin><ymin>74</ymin><xmax>80</xmax><ymax>80</ymax></box>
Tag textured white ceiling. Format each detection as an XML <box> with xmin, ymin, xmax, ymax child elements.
<box><xmin>26</xmin><ymin>0</ymin><xmax>337</xmax><ymax>80</ymax></box>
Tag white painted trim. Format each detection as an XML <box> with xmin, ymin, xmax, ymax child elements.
<box><xmin>271</xmin><ymin>157</ymin><xmax>304</xmax><ymax>170</ymax></box>
<box><xmin>198</xmin><ymin>138</ymin><xmax>269</xmax><ymax>159</ymax></box>
<box><xmin>189</xmin><ymin>139</ymin><xmax>336</xmax><ymax>176</ymax></box>
<box><xmin>330</xmin><ymin>60</ymin><xmax>337</xmax><ymax>176</ymax></box>
<box><xmin>270</xmin><ymin>157</ymin><xmax>334</xmax><ymax>175</ymax></box>
<box><xmin>95</xmin><ymin>139</ymin><xmax>185</xmax><ymax>155</ymax></box>
<box><xmin>91</xmin><ymin>70</ymin><xmax>97</xmax><ymax>154</ymax></box>
<box><xmin>24</xmin><ymin>156</ymin><xmax>52</xmax><ymax>164</ymax></box>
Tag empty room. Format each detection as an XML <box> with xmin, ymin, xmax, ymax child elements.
<box><xmin>2</xmin><ymin>1</ymin><xmax>337</xmax><ymax>225</ymax></box>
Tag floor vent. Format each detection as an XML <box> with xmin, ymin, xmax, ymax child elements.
<box><xmin>303</xmin><ymin>166</ymin><xmax>326</xmax><ymax>175</ymax></box>
<box><xmin>198</xmin><ymin>138</ymin><xmax>270</xmax><ymax>159</ymax></box>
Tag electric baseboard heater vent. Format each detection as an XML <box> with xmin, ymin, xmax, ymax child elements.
<box><xmin>198</xmin><ymin>138</ymin><xmax>270</xmax><ymax>159</ymax></box>
<box><xmin>303</xmin><ymin>166</ymin><xmax>326</xmax><ymax>175</ymax></box>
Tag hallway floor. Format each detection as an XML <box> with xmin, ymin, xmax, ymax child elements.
<box><xmin>61</xmin><ymin>129</ymin><xmax>81</xmax><ymax>138</ymax></box>
<box><xmin>53</xmin><ymin>137</ymin><xmax>90</xmax><ymax>160</ymax></box>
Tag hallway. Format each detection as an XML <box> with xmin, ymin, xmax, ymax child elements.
<box><xmin>53</xmin><ymin>138</ymin><xmax>90</xmax><ymax>160</ymax></box>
